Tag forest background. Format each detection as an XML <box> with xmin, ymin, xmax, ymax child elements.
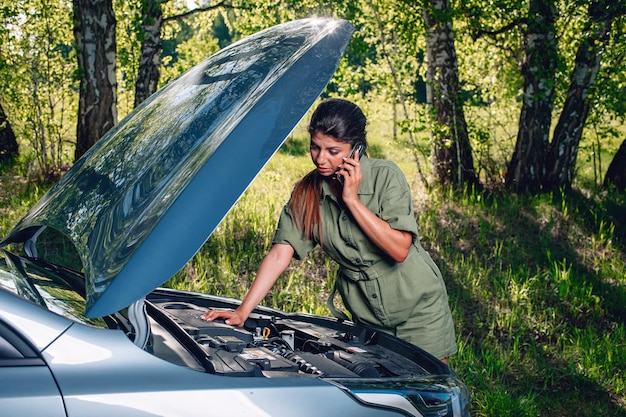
<box><xmin>1</xmin><ymin>0</ymin><xmax>625</xmax><ymax>416</ymax></box>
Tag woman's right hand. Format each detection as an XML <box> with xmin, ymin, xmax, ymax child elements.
<box><xmin>200</xmin><ymin>243</ymin><xmax>294</xmax><ymax>328</ymax></box>
<box><xmin>201</xmin><ymin>308</ymin><xmax>247</xmax><ymax>327</ymax></box>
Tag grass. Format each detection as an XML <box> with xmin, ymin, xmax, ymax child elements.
<box><xmin>421</xmin><ymin>188</ymin><xmax>626</xmax><ymax>416</ymax></box>
<box><xmin>1</xmin><ymin>105</ymin><xmax>624</xmax><ymax>416</ymax></box>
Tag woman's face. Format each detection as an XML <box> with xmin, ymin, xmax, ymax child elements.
<box><xmin>309</xmin><ymin>132</ymin><xmax>352</xmax><ymax>178</ymax></box>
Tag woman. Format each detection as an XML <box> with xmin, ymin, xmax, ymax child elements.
<box><xmin>202</xmin><ymin>98</ymin><xmax>457</xmax><ymax>363</ymax></box>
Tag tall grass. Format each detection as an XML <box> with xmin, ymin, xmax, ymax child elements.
<box><xmin>1</xmin><ymin>106</ymin><xmax>624</xmax><ymax>416</ymax></box>
<box><xmin>417</xmin><ymin>187</ymin><xmax>626</xmax><ymax>416</ymax></box>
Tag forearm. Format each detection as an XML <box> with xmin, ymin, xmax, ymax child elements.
<box><xmin>237</xmin><ymin>243</ymin><xmax>294</xmax><ymax>317</ymax></box>
<box><xmin>344</xmin><ymin>197</ymin><xmax>412</xmax><ymax>262</ymax></box>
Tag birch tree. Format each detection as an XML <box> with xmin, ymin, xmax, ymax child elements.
<box><xmin>544</xmin><ymin>3</ymin><xmax>618</xmax><ymax>191</ymax></box>
<box><xmin>423</xmin><ymin>0</ymin><xmax>477</xmax><ymax>188</ymax></box>
<box><xmin>73</xmin><ymin>0</ymin><xmax>117</xmax><ymax>160</ymax></box>
<box><xmin>504</xmin><ymin>0</ymin><xmax>557</xmax><ymax>193</ymax></box>
<box><xmin>468</xmin><ymin>0</ymin><xmax>625</xmax><ymax>193</ymax></box>
<box><xmin>134</xmin><ymin>0</ymin><xmax>237</xmax><ymax>108</ymax></box>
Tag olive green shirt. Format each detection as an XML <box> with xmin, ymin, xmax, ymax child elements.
<box><xmin>273</xmin><ymin>156</ymin><xmax>457</xmax><ymax>359</ymax></box>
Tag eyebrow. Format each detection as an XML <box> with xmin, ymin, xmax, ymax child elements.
<box><xmin>310</xmin><ymin>141</ymin><xmax>343</xmax><ymax>151</ymax></box>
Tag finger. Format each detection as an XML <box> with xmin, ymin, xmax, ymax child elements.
<box><xmin>202</xmin><ymin>309</ymin><xmax>224</xmax><ymax>320</ymax></box>
<box><xmin>342</xmin><ymin>158</ymin><xmax>360</xmax><ymax>171</ymax></box>
<box><xmin>340</xmin><ymin>166</ymin><xmax>351</xmax><ymax>180</ymax></box>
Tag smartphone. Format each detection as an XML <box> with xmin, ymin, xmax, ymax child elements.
<box><xmin>347</xmin><ymin>143</ymin><xmax>364</xmax><ymax>160</ymax></box>
<box><xmin>337</xmin><ymin>144</ymin><xmax>364</xmax><ymax>184</ymax></box>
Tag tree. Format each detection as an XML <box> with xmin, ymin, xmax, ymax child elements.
<box><xmin>1</xmin><ymin>1</ymin><xmax>77</xmax><ymax>175</ymax></box>
<box><xmin>134</xmin><ymin>0</ymin><xmax>163</xmax><ymax>107</ymax></box>
<box><xmin>422</xmin><ymin>0</ymin><xmax>477</xmax><ymax>188</ymax></box>
<box><xmin>544</xmin><ymin>2</ymin><xmax>618</xmax><ymax>191</ymax></box>
<box><xmin>604</xmin><ymin>139</ymin><xmax>626</xmax><ymax>191</ymax></box>
<box><xmin>504</xmin><ymin>0</ymin><xmax>558</xmax><ymax>193</ymax></box>
<box><xmin>358</xmin><ymin>0</ymin><xmax>477</xmax><ymax>189</ymax></box>
<box><xmin>360</xmin><ymin>0</ymin><xmax>429</xmax><ymax>187</ymax></box>
<box><xmin>465</xmin><ymin>0</ymin><xmax>625</xmax><ymax>193</ymax></box>
<box><xmin>73</xmin><ymin>0</ymin><xmax>117</xmax><ymax>160</ymax></box>
<box><xmin>0</xmin><ymin>103</ymin><xmax>18</xmax><ymax>163</ymax></box>
<box><xmin>134</xmin><ymin>0</ymin><xmax>237</xmax><ymax>108</ymax></box>
<box><xmin>601</xmin><ymin>13</ymin><xmax>626</xmax><ymax>192</ymax></box>
<box><xmin>0</xmin><ymin>5</ymin><xmax>19</xmax><ymax>164</ymax></box>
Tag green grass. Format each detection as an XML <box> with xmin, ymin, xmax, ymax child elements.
<box><xmin>1</xmin><ymin>108</ymin><xmax>624</xmax><ymax>416</ymax></box>
<box><xmin>419</xmin><ymin>188</ymin><xmax>626</xmax><ymax>416</ymax></box>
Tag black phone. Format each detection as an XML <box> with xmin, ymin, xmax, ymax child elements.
<box><xmin>347</xmin><ymin>143</ymin><xmax>365</xmax><ymax>160</ymax></box>
<box><xmin>337</xmin><ymin>144</ymin><xmax>364</xmax><ymax>184</ymax></box>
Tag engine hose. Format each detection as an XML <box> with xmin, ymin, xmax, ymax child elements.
<box><xmin>282</xmin><ymin>352</ymin><xmax>323</xmax><ymax>375</ymax></box>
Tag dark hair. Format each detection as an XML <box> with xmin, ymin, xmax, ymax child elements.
<box><xmin>307</xmin><ymin>98</ymin><xmax>368</xmax><ymax>150</ymax></box>
<box><xmin>291</xmin><ymin>99</ymin><xmax>368</xmax><ymax>242</ymax></box>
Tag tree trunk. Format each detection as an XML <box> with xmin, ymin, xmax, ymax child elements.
<box><xmin>0</xmin><ymin>103</ymin><xmax>18</xmax><ymax>163</ymax></box>
<box><xmin>423</xmin><ymin>0</ymin><xmax>477</xmax><ymax>189</ymax></box>
<box><xmin>544</xmin><ymin>18</ymin><xmax>612</xmax><ymax>191</ymax></box>
<box><xmin>134</xmin><ymin>0</ymin><xmax>163</xmax><ymax>108</ymax></box>
<box><xmin>604</xmin><ymin>139</ymin><xmax>626</xmax><ymax>192</ymax></box>
<box><xmin>73</xmin><ymin>0</ymin><xmax>117</xmax><ymax>161</ymax></box>
<box><xmin>505</xmin><ymin>0</ymin><xmax>557</xmax><ymax>193</ymax></box>
<box><xmin>134</xmin><ymin>2</ymin><xmax>234</xmax><ymax>108</ymax></box>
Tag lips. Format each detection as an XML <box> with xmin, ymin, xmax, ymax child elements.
<box><xmin>317</xmin><ymin>167</ymin><xmax>334</xmax><ymax>175</ymax></box>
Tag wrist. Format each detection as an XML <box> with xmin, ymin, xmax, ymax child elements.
<box><xmin>343</xmin><ymin>195</ymin><xmax>362</xmax><ymax>210</ymax></box>
<box><xmin>236</xmin><ymin>304</ymin><xmax>252</xmax><ymax>319</ymax></box>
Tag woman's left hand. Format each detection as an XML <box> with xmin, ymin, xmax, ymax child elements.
<box><xmin>340</xmin><ymin>152</ymin><xmax>362</xmax><ymax>202</ymax></box>
<box><xmin>340</xmin><ymin>153</ymin><xmax>412</xmax><ymax>263</ymax></box>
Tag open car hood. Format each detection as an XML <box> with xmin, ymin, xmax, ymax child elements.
<box><xmin>1</xmin><ymin>18</ymin><xmax>353</xmax><ymax>318</ymax></box>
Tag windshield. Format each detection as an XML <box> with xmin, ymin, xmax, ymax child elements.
<box><xmin>0</xmin><ymin>249</ymin><xmax>107</xmax><ymax>328</ymax></box>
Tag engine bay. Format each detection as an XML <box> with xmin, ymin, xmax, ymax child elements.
<box><xmin>147</xmin><ymin>299</ymin><xmax>430</xmax><ymax>379</ymax></box>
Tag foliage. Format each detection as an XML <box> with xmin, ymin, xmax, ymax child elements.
<box><xmin>158</xmin><ymin>2</ymin><xmax>224</xmax><ymax>88</ymax></box>
<box><xmin>2</xmin><ymin>0</ymin><xmax>626</xmax><ymax>187</ymax></box>
<box><xmin>114</xmin><ymin>0</ymin><xmax>143</xmax><ymax>116</ymax></box>
<box><xmin>0</xmin><ymin>0</ymin><xmax>77</xmax><ymax>178</ymax></box>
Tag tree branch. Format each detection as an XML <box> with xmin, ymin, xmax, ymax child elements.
<box><xmin>163</xmin><ymin>1</ymin><xmax>241</xmax><ymax>24</ymax></box>
<box><xmin>471</xmin><ymin>18</ymin><xmax>528</xmax><ymax>41</ymax></box>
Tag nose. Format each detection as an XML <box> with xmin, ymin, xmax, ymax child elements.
<box><xmin>312</xmin><ymin>150</ymin><xmax>326</xmax><ymax>165</ymax></box>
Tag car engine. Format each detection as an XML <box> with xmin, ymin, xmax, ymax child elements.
<box><xmin>146</xmin><ymin>299</ymin><xmax>430</xmax><ymax>379</ymax></box>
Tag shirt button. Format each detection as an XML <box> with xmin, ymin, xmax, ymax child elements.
<box><xmin>342</xmin><ymin>215</ymin><xmax>348</xmax><ymax>221</ymax></box>
<box><xmin>371</xmin><ymin>294</ymin><xmax>378</xmax><ymax>299</ymax></box>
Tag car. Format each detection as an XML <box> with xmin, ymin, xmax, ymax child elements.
<box><xmin>0</xmin><ymin>17</ymin><xmax>470</xmax><ymax>417</ymax></box>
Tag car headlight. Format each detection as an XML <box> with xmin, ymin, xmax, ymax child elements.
<box><xmin>330</xmin><ymin>375</ymin><xmax>470</xmax><ymax>417</ymax></box>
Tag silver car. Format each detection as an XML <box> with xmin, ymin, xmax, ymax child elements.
<box><xmin>0</xmin><ymin>17</ymin><xmax>470</xmax><ymax>417</ymax></box>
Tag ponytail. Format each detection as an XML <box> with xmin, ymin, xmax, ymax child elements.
<box><xmin>290</xmin><ymin>169</ymin><xmax>323</xmax><ymax>243</ymax></box>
